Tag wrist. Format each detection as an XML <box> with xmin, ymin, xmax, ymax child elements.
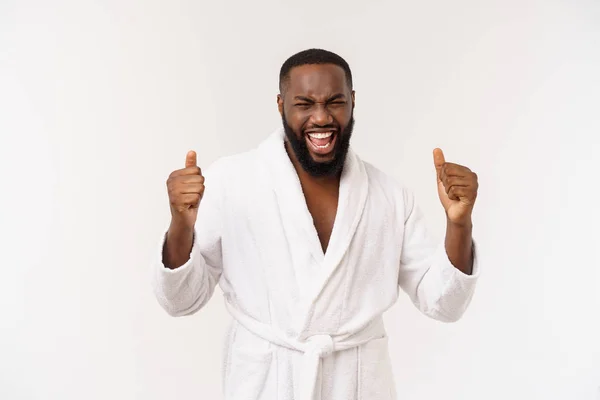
<box><xmin>169</xmin><ymin>217</ymin><xmax>194</xmax><ymax>237</ymax></box>
<box><xmin>446</xmin><ymin>216</ymin><xmax>473</xmax><ymax>230</ymax></box>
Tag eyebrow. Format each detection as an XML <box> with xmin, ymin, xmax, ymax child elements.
<box><xmin>293</xmin><ymin>93</ymin><xmax>347</xmax><ymax>102</ymax></box>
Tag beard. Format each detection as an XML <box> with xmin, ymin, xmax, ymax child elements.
<box><xmin>282</xmin><ymin>111</ymin><xmax>354</xmax><ymax>178</ymax></box>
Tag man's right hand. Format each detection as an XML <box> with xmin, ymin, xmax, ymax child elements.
<box><xmin>167</xmin><ymin>150</ymin><xmax>205</xmax><ymax>230</ymax></box>
<box><xmin>163</xmin><ymin>151</ymin><xmax>204</xmax><ymax>269</ymax></box>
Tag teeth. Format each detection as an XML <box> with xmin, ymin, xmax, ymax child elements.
<box><xmin>315</xmin><ymin>142</ymin><xmax>331</xmax><ymax>149</ymax></box>
<box><xmin>308</xmin><ymin>131</ymin><xmax>333</xmax><ymax>139</ymax></box>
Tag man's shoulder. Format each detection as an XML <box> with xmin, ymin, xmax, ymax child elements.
<box><xmin>362</xmin><ymin>159</ymin><xmax>409</xmax><ymax>194</ymax></box>
<box><xmin>361</xmin><ymin>159</ymin><xmax>415</xmax><ymax>212</ymax></box>
<box><xmin>204</xmin><ymin>130</ymin><xmax>280</xmax><ymax>180</ymax></box>
<box><xmin>203</xmin><ymin>147</ymin><xmax>260</xmax><ymax>179</ymax></box>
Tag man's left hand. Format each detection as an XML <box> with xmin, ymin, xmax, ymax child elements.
<box><xmin>433</xmin><ymin>148</ymin><xmax>478</xmax><ymax>226</ymax></box>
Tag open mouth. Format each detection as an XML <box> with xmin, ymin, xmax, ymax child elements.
<box><xmin>305</xmin><ymin>130</ymin><xmax>337</xmax><ymax>156</ymax></box>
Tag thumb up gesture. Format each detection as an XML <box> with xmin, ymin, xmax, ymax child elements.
<box><xmin>166</xmin><ymin>151</ymin><xmax>205</xmax><ymax>230</ymax></box>
<box><xmin>433</xmin><ymin>148</ymin><xmax>478</xmax><ymax>226</ymax></box>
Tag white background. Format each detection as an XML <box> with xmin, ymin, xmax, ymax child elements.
<box><xmin>1</xmin><ymin>0</ymin><xmax>599</xmax><ymax>399</ymax></box>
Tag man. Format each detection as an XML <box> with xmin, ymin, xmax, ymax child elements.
<box><xmin>152</xmin><ymin>48</ymin><xmax>480</xmax><ymax>400</ymax></box>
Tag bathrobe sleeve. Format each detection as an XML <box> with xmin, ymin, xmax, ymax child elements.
<box><xmin>151</xmin><ymin>163</ymin><xmax>224</xmax><ymax>317</ymax></box>
<box><xmin>397</xmin><ymin>188</ymin><xmax>480</xmax><ymax>322</ymax></box>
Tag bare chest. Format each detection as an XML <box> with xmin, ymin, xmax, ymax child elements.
<box><xmin>304</xmin><ymin>190</ymin><xmax>338</xmax><ymax>253</ymax></box>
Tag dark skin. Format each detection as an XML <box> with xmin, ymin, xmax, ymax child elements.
<box><xmin>164</xmin><ymin>64</ymin><xmax>477</xmax><ymax>275</ymax></box>
<box><xmin>277</xmin><ymin>64</ymin><xmax>355</xmax><ymax>253</ymax></box>
<box><xmin>278</xmin><ymin>64</ymin><xmax>477</xmax><ymax>274</ymax></box>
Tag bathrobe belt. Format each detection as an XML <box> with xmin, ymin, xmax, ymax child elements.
<box><xmin>225</xmin><ymin>299</ymin><xmax>385</xmax><ymax>400</ymax></box>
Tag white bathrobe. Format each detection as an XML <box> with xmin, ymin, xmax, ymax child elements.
<box><xmin>152</xmin><ymin>127</ymin><xmax>480</xmax><ymax>400</ymax></box>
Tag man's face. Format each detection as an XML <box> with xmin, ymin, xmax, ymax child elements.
<box><xmin>278</xmin><ymin>64</ymin><xmax>355</xmax><ymax>177</ymax></box>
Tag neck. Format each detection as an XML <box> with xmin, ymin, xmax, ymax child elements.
<box><xmin>284</xmin><ymin>140</ymin><xmax>341</xmax><ymax>188</ymax></box>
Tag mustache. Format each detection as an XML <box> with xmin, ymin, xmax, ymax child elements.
<box><xmin>303</xmin><ymin>124</ymin><xmax>339</xmax><ymax>132</ymax></box>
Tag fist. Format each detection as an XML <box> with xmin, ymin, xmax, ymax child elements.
<box><xmin>433</xmin><ymin>148</ymin><xmax>478</xmax><ymax>226</ymax></box>
<box><xmin>166</xmin><ymin>150</ymin><xmax>205</xmax><ymax>229</ymax></box>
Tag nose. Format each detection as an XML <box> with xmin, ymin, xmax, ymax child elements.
<box><xmin>310</xmin><ymin>104</ymin><xmax>334</xmax><ymax>127</ymax></box>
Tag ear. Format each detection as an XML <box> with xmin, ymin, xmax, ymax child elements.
<box><xmin>351</xmin><ymin>90</ymin><xmax>356</xmax><ymax>109</ymax></box>
<box><xmin>277</xmin><ymin>94</ymin><xmax>284</xmax><ymax>117</ymax></box>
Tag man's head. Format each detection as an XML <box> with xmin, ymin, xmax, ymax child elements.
<box><xmin>277</xmin><ymin>49</ymin><xmax>355</xmax><ymax>177</ymax></box>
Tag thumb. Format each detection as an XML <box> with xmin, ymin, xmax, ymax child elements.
<box><xmin>185</xmin><ymin>150</ymin><xmax>197</xmax><ymax>168</ymax></box>
<box><xmin>433</xmin><ymin>148</ymin><xmax>445</xmax><ymax>180</ymax></box>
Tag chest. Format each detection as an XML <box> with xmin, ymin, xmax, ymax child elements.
<box><xmin>303</xmin><ymin>188</ymin><xmax>338</xmax><ymax>253</ymax></box>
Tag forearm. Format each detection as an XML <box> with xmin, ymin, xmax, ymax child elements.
<box><xmin>444</xmin><ymin>218</ymin><xmax>474</xmax><ymax>275</ymax></box>
<box><xmin>163</xmin><ymin>219</ymin><xmax>194</xmax><ymax>269</ymax></box>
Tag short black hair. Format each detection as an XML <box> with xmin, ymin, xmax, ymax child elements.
<box><xmin>279</xmin><ymin>48</ymin><xmax>353</xmax><ymax>94</ymax></box>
